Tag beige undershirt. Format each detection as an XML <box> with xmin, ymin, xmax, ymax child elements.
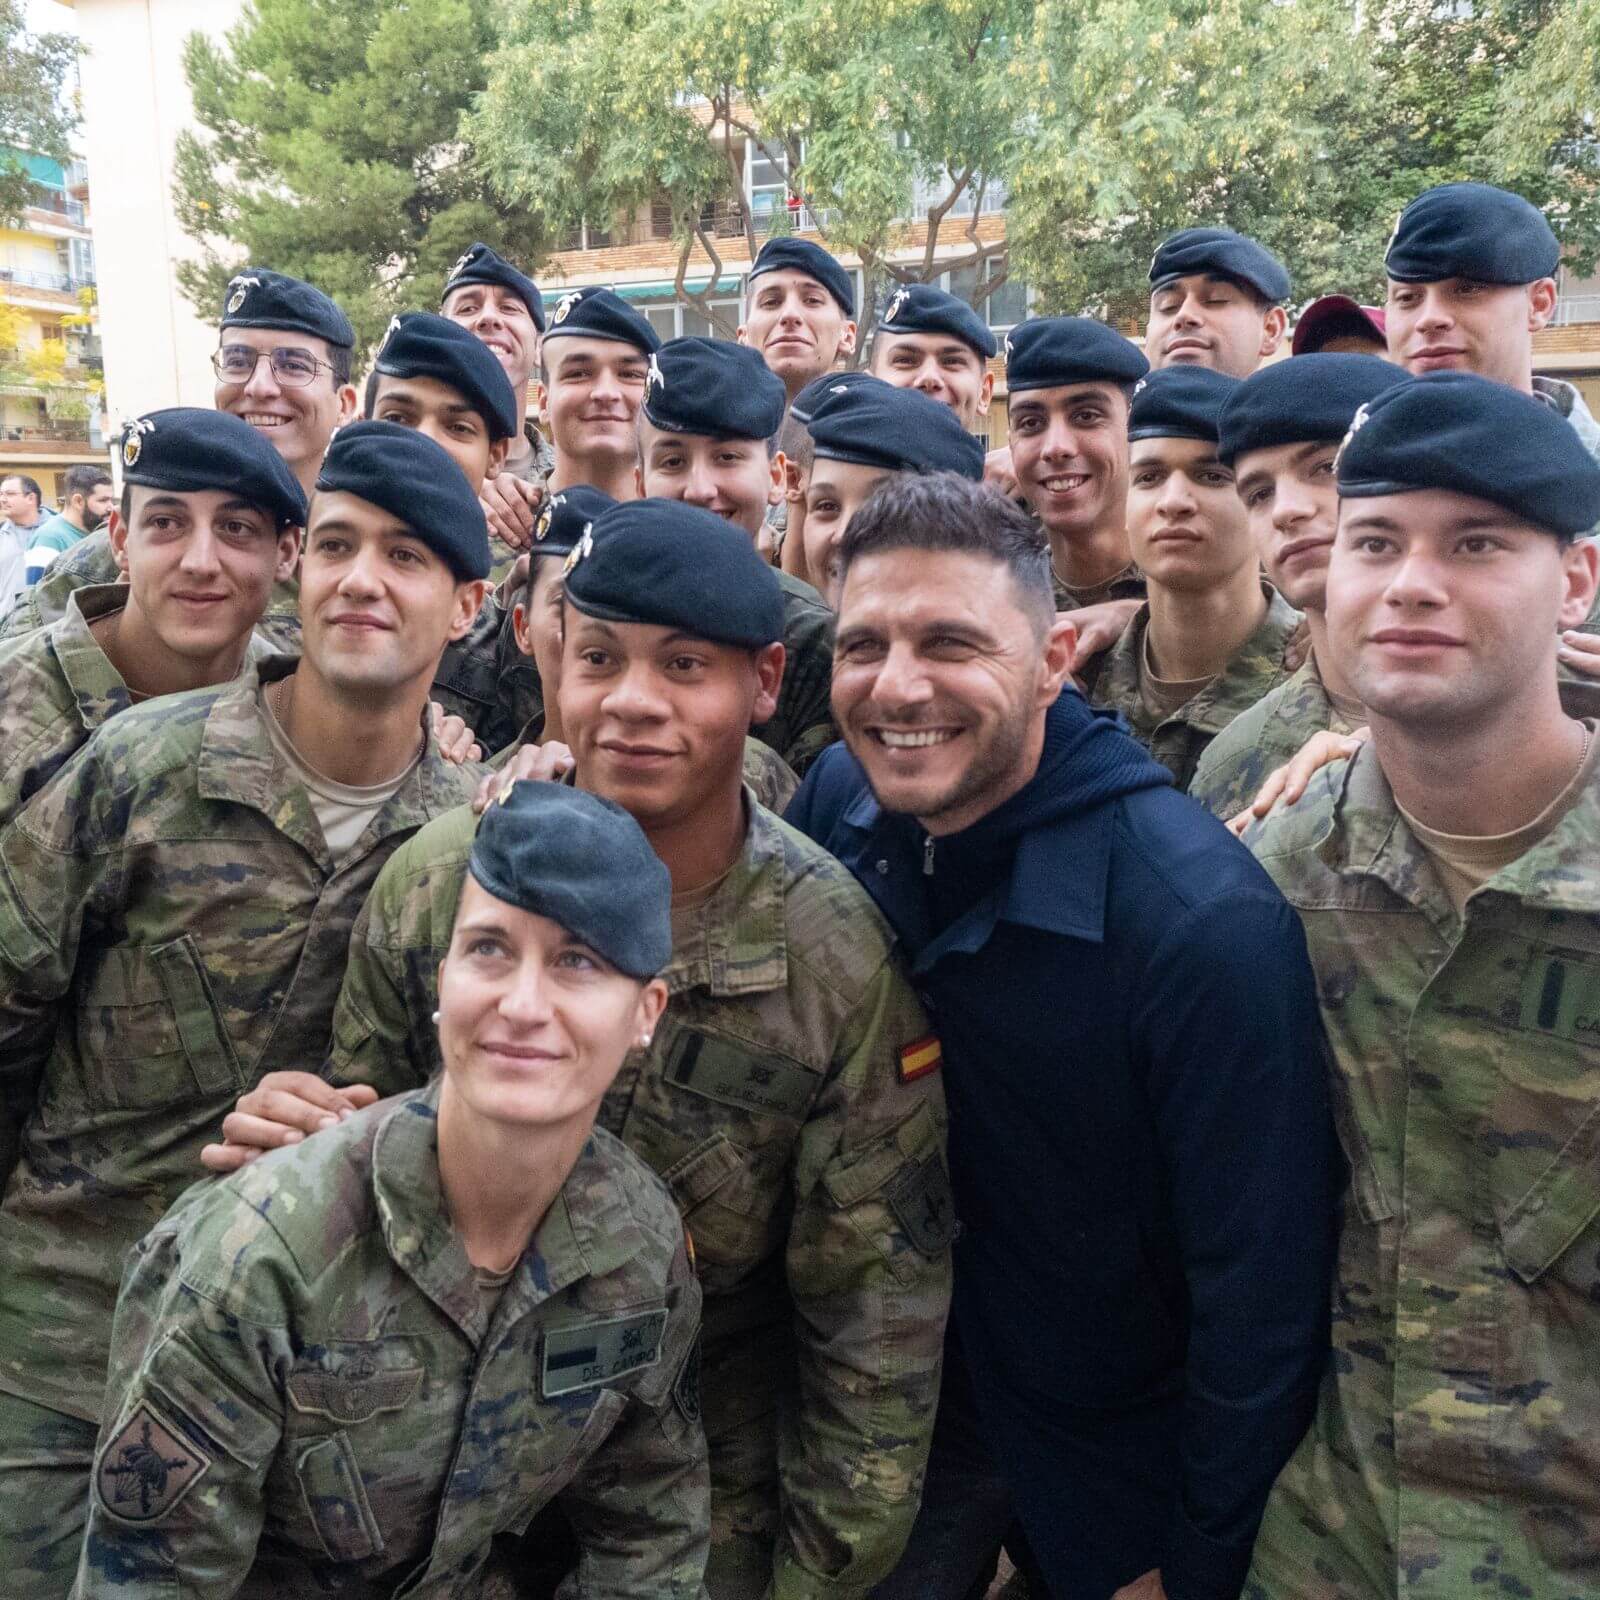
<box><xmin>1325</xmin><ymin>686</ymin><xmax>1366</xmax><ymax>735</ymax></box>
<box><xmin>1139</xmin><ymin>630</ymin><xmax>1215</xmax><ymax>722</ymax></box>
<box><xmin>260</xmin><ymin>685</ymin><xmax>419</xmax><ymax>861</ymax></box>
<box><xmin>1398</xmin><ymin>722</ymin><xmax>1599</xmax><ymax>915</ymax></box>
<box><xmin>1056</xmin><ymin>561</ymin><xmax>1140</xmax><ymax>611</ymax></box>
<box><xmin>475</xmin><ymin>1260</ymin><xmax>518</xmax><ymax>1318</ymax></box>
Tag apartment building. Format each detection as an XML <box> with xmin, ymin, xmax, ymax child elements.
<box><xmin>0</xmin><ymin>150</ymin><xmax>104</xmax><ymax>503</ymax></box>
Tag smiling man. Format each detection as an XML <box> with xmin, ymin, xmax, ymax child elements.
<box><xmin>738</xmin><ymin>237</ymin><xmax>858</xmax><ymax>402</ymax></box>
<box><xmin>439</xmin><ymin>242</ymin><xmax>554</xmax><ymax>551</ymax></box>
<box><xmin>1089</xmin><ymin>366</ymin><xmax>1300</xmax><ymax>794</ymax></box>
<box><xmin>869</xmin><ymin>282</ymin><xmax>996</xmax><ymax>432</ymax></box>
<box><xmin>1145</xmin><ymin>228</ymin><xmax>1291</xmax><ymax>379</ymax></box>
<box><xmin>0</xmin><ymin>421</ymin><xmax>488</xmax><ymax>1599</ymax></box>
<box><xmin>786</xmin><ymin>470</ymin><xmax>1336</xmax><ymax>1600</ymax></box>
<box><xmin>1004</xmin><ymin>315</ymin><xmax>1150</xmax><ymax>613</ymax></box>
<box><xmin>1190</xmin><ymin>355</ymin><xmax>1408</xmax><ymax>817</ymax></box>
<box><xmin>1241</xmin><ymin>373</ymin><xmax>1600</xmax><ymax>1600</ymax></box>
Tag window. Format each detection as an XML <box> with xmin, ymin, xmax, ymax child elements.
<box><xmin>682</xmin><ymin>300</ymin><xmax>741</xmax><ymax>340</ymax></box>
<box><xmin>986</xmin><ymin>277</ymin><xmax>1028</xmax><ymax>330</ymax></box>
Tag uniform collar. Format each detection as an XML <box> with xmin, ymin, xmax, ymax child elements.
<box><xmin>1319</xmin><ymin>737</ymin><xmax>1600</xmax><ymax>919</ymax></box>
<box><xmin>664</xmin><ymin>788</ymin><xmax>788</xmax><ymax>997</ymax></box>
<box><xmin>53</xmin><ymin>583</ymin><xmax>132</xmax><ymax>730</ymax></box>
<box><xmin>196</xmin><ymin>654</ymin><xmax>463</xmax><ymax>869</ymax></box>
<box><xmin>372</xmin><ymin>1081</ymin><xmax>650</xmax><ymax>1346</ymax></box>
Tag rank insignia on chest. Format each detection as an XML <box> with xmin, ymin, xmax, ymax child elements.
<box><xmin>898</xmin><ymin>1035</ymin><xmax>942</xmax><ymax>1083</ymax></box>
<box><xmin>541</xmin><ymin>1308</ymin><xmax>668</xmax><ymax>1398</ymax></box>
<box><xmin>96</xmin><ymin>1401</ymin><xmax>211</xmax><ymax>1524</ymax></box>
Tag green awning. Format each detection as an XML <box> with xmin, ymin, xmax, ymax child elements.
<box><xmin>612</xmin><ymin>276</ymin><xmax>744</xmax><ymax>303</ymax></box>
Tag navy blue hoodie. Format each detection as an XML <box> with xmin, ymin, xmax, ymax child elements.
<box><xmin>788</xmin><ymin>691</ymin><xmax>1336</xmax><ymax>1600</ymax></box>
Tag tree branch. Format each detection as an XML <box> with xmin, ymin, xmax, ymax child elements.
<box><xmin>725</xmin><ymin>112</ymin><xmax>835</xmax><ymax>243</ymax></box>
<box><xmin>919</xmin><ymin>162</ymin><xmax>977</xmax><ymax>281</ymax></box>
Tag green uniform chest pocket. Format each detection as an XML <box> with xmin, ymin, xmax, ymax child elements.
<box><xmin>294</xmin><ymin>1431</ymin><xmax>384</xmax><ymax>1562</ymax></box>
<box><xmin>78</xmin><ymin>936</ymin><xmax>240</xmax><ymax>1107</ymax></box>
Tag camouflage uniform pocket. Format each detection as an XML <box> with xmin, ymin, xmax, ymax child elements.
<box><xmin>77</xmin><ymin>938</ymin><xmax>240</xmax><ymax>1107</ymax></box>
<box><xmin>293</xmin><ymin>1430</ymin><xmax>385</xmax><ymax>1562</ymax></box>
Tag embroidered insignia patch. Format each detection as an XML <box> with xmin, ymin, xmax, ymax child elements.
<box><xmin>886</xmin><ymin>1156</ymin><xmax>957</xmax><ymax>1256</ymax></box>
<box><xmin>674</xmin><ymin>1333</ymin><xmax>702</xmax><ymax>1424</ymax></box>
<box><xmin>542</xmin><ymin>1309</ymin><xmax>668</xmax><ymax>1398</ymax></box>
<box><xmin>286</xmin><ymin>1357</ymin><xmax>423</xmax><ymax>1425</ymax></box>
<box><xmin>898</xmin><ymin>1035</ymin><xmax>942</xmax><ymax>1083</ymax></box>
<box><xmin>97</xmin><ymin>1402</ymin><xmax>210</xmax><ymax>1524</ymax></box>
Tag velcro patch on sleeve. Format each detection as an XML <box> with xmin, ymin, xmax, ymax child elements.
<box><xmin>898</xmin><ymin>1035</ymin><xmax>942</xmax><ymax>1084</ymax></box>
<box><xmin>673</xmin><ymin>1333</ymin><xmax>702</xmax><ymax>1425</ymax></box>
<box><xmin>542</xmin><ymin>1308</ymin><xmax>669</xmax><ymax>1399</ymax></box>
<box><xmin>96</xmin><ymin>1400</ymin><xmax>212</xmax><ymax>1525</ymax></box>
<box><xmin>886</xmin><ymin>1157</ymin><xmax>958</xmax><ymax>1257</ymax></box>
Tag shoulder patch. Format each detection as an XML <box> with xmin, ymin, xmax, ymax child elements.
<box><xmin>96</xmin><ymin>1401</ymin><xmax>211</xmax><ymax>1524</ymax></box>
<box><xmin>673</xmin><ymin>1332</ymin><xmax>702</xmax><ymax>1425</ymax></box>
<box><xmin>898</xmin><ymin>1035</ymin><xmax>942</xmax><ymax>1083</ymax></box>
<box><xmin>887</xmin><ymin>1157</ymin><xmax>957</xmax><ymax>1257</ymax></box>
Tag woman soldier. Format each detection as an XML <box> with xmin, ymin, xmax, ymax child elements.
<box><xmin>72</xmin><ymin>781</ymin><xmax>708</xmax><ymax>1599</ymax></box>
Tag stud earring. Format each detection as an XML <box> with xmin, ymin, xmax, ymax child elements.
<box><xmin>431</xmin><ymin>1010</ymin><xmax>441</xmax><ymax>1026</ymax></box>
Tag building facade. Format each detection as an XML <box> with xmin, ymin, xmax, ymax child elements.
<box><xmin>0</xmin><ymin>150</ymin><xmax>103</xmax><ymax>504</ymax></box>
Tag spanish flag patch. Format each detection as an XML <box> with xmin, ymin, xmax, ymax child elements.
<box><xmin>898</xmin><ymin>1035</ymin><xmax>942</xmax><ymax>1083</ymax></box>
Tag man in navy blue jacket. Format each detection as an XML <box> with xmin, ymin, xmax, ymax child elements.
<box><xmin>786</xmin><ymin>472</ymin><xmax>1338</xmax><ymax>1600</ymax></box>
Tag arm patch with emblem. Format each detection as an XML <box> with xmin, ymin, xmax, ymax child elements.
<box><xmin>96</xmin><ymin>1400</ymin><xmax>211</xmax><ymax>1524</ymax></box>
<box><xmin>886</xmin><ymin>1157</ymin><xmax>957</xmax><ymax>1257</ymax></box>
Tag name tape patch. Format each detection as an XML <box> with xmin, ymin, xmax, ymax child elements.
<box><xmin>1519</xmin><ymin>955</ymin><xmax>1600</xmax><ymax>1045</ymax></box>
<box><xmin>667</xmin><ymin>1031</ymin><xmax>819</xmax><ymax>1120</ymax></box>
<box><xmin>542</xmin><ymin>1308</ymin><xmax>668</xmax><ymax>1399</ymax></box>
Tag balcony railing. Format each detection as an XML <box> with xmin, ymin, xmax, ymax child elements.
<box><xmin>1551</xmin><ymin>295</ymin><xmax>1600</xmax><ymax>327</ymax></box>
<box><xmin>0</xmin><ymin>420</ymin><xmax>92</xmax><ymax>444</ymax></box>
<box><xmin>0</xmin><ymin>267</ymin><xmax>81</xmax><ymax>294</ymax></box>
<box><xmin>25</xmin><ymin>194</ymin><xmax>87</xmax><ymax>226</ymax></box>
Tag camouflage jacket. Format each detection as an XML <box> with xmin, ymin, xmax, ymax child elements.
<box><xmin>1091</xmin><ymin>583</ymin><xmax>1301</xmax><ymax>793</ymax></box>
<box><xmin>1241</xmin><ymin>743</ymin><xmax>1600</xmax><ymax>1600</ymax></box>
<box><xmin>330</xmin><ymin>796</ymin><xmax>953</xmax><ymax>1598</ymax></box>
<box><xmin>432</xmin><ymin>571</ymin><xmax>838</xmax><ymax>775</ymax></box>
<box><xmin>73</xmin><ymin>1083</ymin><xmax>708</xmax><ymax>1600</ymax></box>
<box><xmin>0</xmin><ymin>527</ymin><xmax>302</xmax><ymax>653</ymax></box>
<box><xmin>0</xmin><ymin>656</ymin><xmax>480</xmax><ymax>1424</ymax></box>
<box><xmin>1050</xmin><ymin>558</ymin><xmax>1145</xmax><ymax>614</ymax></box>
<box><xmin>1188</xmin><ymin>652</ymin><xmax>1356</xmax><ymax>821</ymax></box>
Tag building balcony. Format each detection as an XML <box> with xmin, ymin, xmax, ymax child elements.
<box><xmin>0</xmin><ymin>266</ymin><xmax>88</xmax><ymax>295</ymax></box>
<box><xmin>24</xmin><ymin>194</ymin><xmax>87</xmax><ymax>227</ymax></box>
<box><xmin>0</xmin><ymin>419</ymin><xmax>92</xmax><ymax>444</ymax></box>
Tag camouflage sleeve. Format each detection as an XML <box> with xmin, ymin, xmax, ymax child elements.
<box><xmin>559</xmin><ymin>1238</ymin><xmax>711</xmax><ymax>1599</ymax></box>
<box><xmin>327</xmin><ymin>880</ymin><xmax>446</xmax><ymax>1097</ymax></box>
<box><xmin>70</xmin><ymin>1222</ymin><xmax>286</xmax><ymax>1599</ymax></box>
<box><xmin>0</xmin><ymin>737</ymin><xmax>124</xmax><ymax>1077</ymax></box>
<box><xmin>775</xmin><ymin>953</ymin><xmax>954</xmax><ymax>1598</ymax></box>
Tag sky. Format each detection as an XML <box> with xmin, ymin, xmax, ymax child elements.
<box><xmin>25</xmin><ymin>0</ymin><xmax>76</xmax><ymax>34</ymax></box>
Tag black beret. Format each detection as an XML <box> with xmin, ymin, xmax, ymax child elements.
<box><xmin>1149</xmin><ymin>227</ymin><xmax>1291</xmax><ymax>303</ymax></box>
<box><xmin>1385</xmin><ymin>183</ymin><xmax>1559</xmax><ymax>286</ymax></box>
<box><xmin>791</xmin><ymin>368</ymin><xmax>877</xmax><ymax>427</ymax></box>
<box><xmin>542</xmin><ymin>286</ymin><xmax>661</xmax><ymax>354</ymax></box>
<box><xmin>808</xmin><ymin>376</ymin><xmax>986</xmax><ymax>479</ymax></box>
<box><xmin>470</xmin><ymin>780</ymin><xmax>670</xmax><ymax>978</ymax></box>
<box><xmin>876</xmin><ymin>282</ymin><xmax>996</xmax><ymax>359</ymax></box>
<box><xmin>747</xmin><ymin>237</ymin><xmax>856</xmax><ymax>316</ymax></box>
<box><xmin>564</xmin><ymin>498</ymin><xmax>784</xmax><ymax>648</ymax></box>
<box><xmin>1003</xmin><ymin>316</ymin><xmax>1149</xmax><ymax>393</ymax></box>
<box><xmin>1218</xmin><ymin>354</ymin><xmax>1408</xmax><ymax>467</ymax></box>
<box><xmin>220</xmin><ymin>267</ymin><xmax>354</xmax><ymax>351</ymax></box>
<box><xmin>531</xmin><ymin>485</ymin><xmax>615</xmax><ymax>561</ymax></box>
<box><xmin>315</xmin><ymin>420</ymin><xmax>490</xmax><ymax>579</ymax></box>
<box><xmin>642</xmin><ymin>337</ymin><xmax>786</xmax><ymax>441</ymax></box>
<box><xmin>1126</xmin><ymin>366</ymin><xmax>1240</xmax><ymax>443</ymax></box>
<box><xmin>118</xmin><ymin>407</ymin><xmax>308</xmax><ymax>531</ymax></box>
<box><xmin>374</xmin><ymin>312</ymin><xmax>519</xmax><ymax>441</ymax></box>
<box><xmin>442</xmin><ymin>242</ymin><xmax>545</xmax><ymax>331</ymax></box>
<box><xmin>1336</xmin><ymin>371</ymin><xmax>1600</xmax><ymax>538</ymax></box>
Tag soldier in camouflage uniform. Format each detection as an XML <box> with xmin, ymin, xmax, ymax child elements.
<box><xmin>73</xmin><ymin>781</ymin><xmax>709</xmax><ymax>1600</ymax></box>
<box><xmin>1087</xmin><ymin>366</ymin><xmax>1300</xmax><ymax>791</ymax></box>
<box><xmin>1189</xmin><ymin>355</ymin><xmax>1408</xmax><ymax>818</ymax></box>
<box><xmin>1241</xmin><ymin>375</ymin><xmax>1600</xmax><ymax>1600</ymax></box>
<box><xmin>224</xmin><ymin>501</ymin><xmax>954</xmax><ymax>1600</ymax></box>
<box><xmin>0</xmin><ymin>423</ymin><xmax>492</xmax><ymax>1598</ymax></box>
<box><xmin>1002</xmin><ymin>316</ymin><xmax>1149</xmax><ymax>614</ymax></box>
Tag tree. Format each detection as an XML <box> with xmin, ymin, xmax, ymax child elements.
<box><xmin>471</xmin><ymin>0</ymin><xmax>1026</xmax><ymax>348</ymax></box>
<box><xmin>0</xmin><ymin>0</ymin><xmax>78</xmax><ymax>222</ymax></box>
<box><xmin>174</xmin><ymin>0</ymin><xmax>547</xmax><ymax>359</ymax></box>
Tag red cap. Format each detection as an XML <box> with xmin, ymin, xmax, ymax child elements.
<box><xmin>1291</xmin><ymin>295</ymin><xmax>1388</xmax><ymax>356</ymax></box>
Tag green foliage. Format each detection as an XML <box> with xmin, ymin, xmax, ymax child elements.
<box><xmin>471</xmin><ymin>0</ymin><xmax>1025</xmax><ymax>342</ymax></box>
<box><xmin>175</xmin><ymin>0</ymin><xmax>546</xmax><ymax>359</ymax></box>
<box><xmin>0</xmin><ymin>0</ymin><xmax>78</xmax><ymax>222</ymax></box>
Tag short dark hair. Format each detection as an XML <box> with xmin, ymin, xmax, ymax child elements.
<box><xmin>328</xmin><ymin>344</ymin><xmax>354</xmax><ymax>386</ymax></box>
<box><xmin>64</xmin><ymin>465</ymin><xmax>112</xmax><ymax>502</ymax></box>
<box><xmin>3</xmin><ymin>474</ymin><xmax>42</xmax><ymax>506</ymax></box>
<box><xmin>362</xmin><ymin>367</ymin><xmax>381</xmax><ymax>416</ymax></box>
<box><xmin>778</xmin><ymin>413</ymin><xmax>813</xmax><ymax>477</ymax></box>
<box><xmin>836</xmin><ymin>472</ymin><xmax>1055</xmax><ymax>634</ymax></box>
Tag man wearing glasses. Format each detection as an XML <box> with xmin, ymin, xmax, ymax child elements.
<box><xmin>0</xmin><ymin>270</ymin><xmax>356</xmax><ymax>646</ymax></box>
<box><xmin>211</xmin><ymin>268</ymin><xmax>360</xmax><ymax>501</ymax></box>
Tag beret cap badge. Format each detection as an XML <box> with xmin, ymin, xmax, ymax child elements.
<box><xmin>646</xmin><ymin>352</ymin><xmax>666</xmax><ymax>398</ymax></box>
<box><xmin>449</xmin><ymin>246</ymin><xmax>478</xmax><ymax>282</ymax></box>
<box><xmin>534</xmin><ymin>503</ymin><xmax>554</xmax><ymax>542</ymax></box>
<box><xmin>226</xmin><ymin>275</ymin><xmax>260</xmax><ymax>316</ymax></box>
<box><xmin>552</xmin><ymin>292</ymin><xmax>580</xmax><ymax>326</ymax></box>
<box><xmin>562</xmin><ymin>524</ymin><xmax>595</xmax><ymax>576</ymax></box>
<box><xmin>121</xmin><ymin>415</ymin><xmax>155</xmax><ymax>468</ymax></box>
<box><xmin>1334</xmin><ymin>402</ymin><xmax>1371</xmax><ymax>471</ymax></box>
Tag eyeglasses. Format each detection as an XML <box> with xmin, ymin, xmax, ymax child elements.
<box><xmin>212</xmin><ymin>344</ymin><xmax>335</xmax><ymax>388</ymax></box>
